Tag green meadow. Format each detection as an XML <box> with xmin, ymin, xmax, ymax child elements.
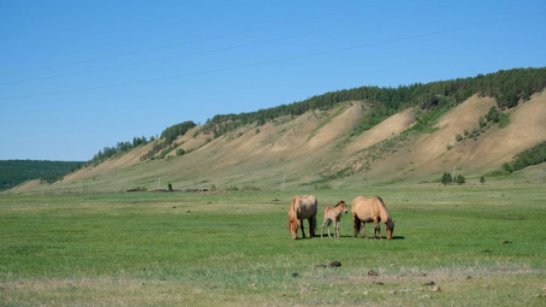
<box><xmin>1</xmin><ymin>183</ymin><xmax>545</xmax><ymax>306</ymax></box>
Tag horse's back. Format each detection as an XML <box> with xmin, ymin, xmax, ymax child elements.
<box><xmin>352</xmin><ymin>196</ymin><xmax>386</xmax><ymax>220</ymax></box>
<box><xmin>295</xmin><ymin>195</ymin><xmax>317</xmax><ymax>218</ymax></box>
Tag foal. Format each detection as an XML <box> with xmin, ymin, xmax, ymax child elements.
<box><xmin>321</xmin><ymin>200</ymin><xmax>348</xmax><ymax>238</ymax></box>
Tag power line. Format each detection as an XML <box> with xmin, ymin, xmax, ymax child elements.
<box><xmin>0</xmin><ymin>2</ymin><xmax>458</xmax><ymax>86</ymax></box>
<box><xmin>0</xmin><ymin>5</ymin><xmax>361</xmax><ymax>76</ymax></box>
<box><xmin>1</xmin><ymin>11</ymin><xmax>543</xmax><ymax>102</ymax></box>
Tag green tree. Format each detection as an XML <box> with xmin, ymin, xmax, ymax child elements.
<box><xmin>486</xmin><ymin>106</ymin><xmax>500</xmax><ymax>123</ymax></box>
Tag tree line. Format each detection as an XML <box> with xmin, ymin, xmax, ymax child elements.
<box><xmin>202</xmin><ymin>67</ymin><xmax>546</xmax><ymax>138</ymax></box>
<box><xmin>0</xmin><ymin>160</ymin><xmax>84</xmax><ymax>190</ymax></box>
<box><xmin>88</xmin><ymin>136</ymin><xmax>151</xmax><ymax>166</ymax></box>
<box><xmin>85</xmin><ymin>67</ymin><xmax>546</xmax><ymax>165</ymax></box>
<box><xmin>140</xmin><ymin>121</ymin><xmax>196</xmax><ymax>160</ymax></box>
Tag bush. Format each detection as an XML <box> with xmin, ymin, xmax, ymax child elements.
<box><xmin>455</xmin><ymin>134</ymin><xmax>463</xmax><ymax>142</ymax></box>
<box><xmin>503</xmin><ymin>141</ymin><xmax>546</xmax><ymax>172</ymax></box>
<box><xmin>498</xmin><ymin>112</ymin><xmax>510</xmax><ymax>128</ymax></box>
<box><xmin>479</xmin><ymin>116</ymin><xmax>487</xmax><ymax>128</ymax></box>
<box><xmin>486</xmin><ymin>106</ymin><xmax>500</xmax><ymax>123</ymax></box>
<box><xmin>480</xmin><ymin>176</ymin><xmax>486</xmax><ymax>184</ymax></box>
<box><xmin>455</xmin><ymin>174</ymin><xmax>466</xmax><ymax>185</ymax></box>
<box><xmin>441</xmin><ymin>172</ymin><xmax>453</xmax><ymax>185</ymax></box>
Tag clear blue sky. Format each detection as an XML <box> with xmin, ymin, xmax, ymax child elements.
<box><xmin>1</xmin><ymin>0</ymin><xmax>545</xmax><ymax>161</ymax></box>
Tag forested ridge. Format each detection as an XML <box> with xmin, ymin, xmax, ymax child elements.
<box><xmin>0</xmin><ymin>160</ymin><xmax>83</xmax><ymax>190</ymax></box>
<box><xmin>85</xmin><ymin>67</ymin><xmax>546</xmax><ymax>164</ymax></box>
<box><xmin>203</xmin><ymin>67</ymin><xmax>546</xmax><ymax>137</ymax></box>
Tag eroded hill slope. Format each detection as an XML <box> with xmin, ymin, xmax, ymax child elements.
<box><xmin>15</xmin><ymin>90</ymin><xmax>546</xmax><ymax>193</ymax></box>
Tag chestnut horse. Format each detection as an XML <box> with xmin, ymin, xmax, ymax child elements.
<box><xmin>288</xmin><ymin>195</ymin><xmax>318</xmax><ymax>240</ymax></box>
<box><xmin>351</xmin><ymin>196</ymin><xmax>394</xmax><ymax>240</ymax></box>
<box><xmin>321</xmin><ymin>200</ymin><xmax>348</xmax><ymax>238</ymax></box>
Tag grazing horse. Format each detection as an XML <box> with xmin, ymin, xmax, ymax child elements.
<box><xmin>288</xmin><ymin>195</ymin><xmax>318</xmax><ymax>240</ymax></box>
<box><xmin>351</xmin><ymin>196</ymin><xmax>394</xmax><ymax>240</ymax></box>
<box><xmin>321</xmin><ymin>200</ymin><xmax>348</xmax><ymax>238</ymax></box>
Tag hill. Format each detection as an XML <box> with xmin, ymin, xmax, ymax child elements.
<box><xmin>10</xmin><ymin>67</ymin><xmax>546</xmax><ymax>193</ymax></box>
<box><xmin>0</xmin><ymin>160</ymin><xmax>83</xmax><ymax>191</ymax></box>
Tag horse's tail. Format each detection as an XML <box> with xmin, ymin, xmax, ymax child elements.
<box><xmin>376</xmin><ymin>196</ymin><xmax>391</xmax><ymax>221</ymax></box>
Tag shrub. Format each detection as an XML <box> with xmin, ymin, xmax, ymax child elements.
<box><xmin>486</xmin><ymin>106</ymin><xmax>500</xmax><ymax>123</ymax></box>
<box><xmin>470</xmin><ymin>128</ymin><xmax>480</xmax><ymax>139</ymax></box>
<box><xmin>455</xmin><ymin>134</ymin><xmax>463</xmax><ymax>142</ymax></box>
<box><xmin>455</xmin><ymin>174</ymin><xmax>466</xmax><ymax>185</ymax></box>
<box><xmin>498</xmin><ymin>112</ymin><xmax>510</xmax><ymax>128</ymax></box>
<box><xmin>503</xmin><ymin>141</ymin><xmax>546</xmax><ymax>172</ymax></box>
<box><xmin>441</xmin><ymin>172</ymin><xmax>453</xmax><ymax>185</ymax></box>
<box><xmin>479</xmin><ymin>116</ymin><xmax>487</xmax><ymax>128</ymax></box>
<box><xmin>502</xmin><ymin>162</ymin><xmax>514</xmax><ymax>173</ymax></box>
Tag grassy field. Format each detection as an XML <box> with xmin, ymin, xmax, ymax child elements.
<box><xmin>1</xmin><ymin>183</ymin><xmax>545</xmax><ymax>306</ymax></box>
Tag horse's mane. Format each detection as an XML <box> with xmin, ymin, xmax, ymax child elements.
<box><xmin>288</xmin><ymin>196</ymin><xmax>298</xmax><ymax>223</ymax></box>
<box><xmin>375</xmin><ymin>196</ymin><xmax>393</xmax><ymax>223</ymax></box>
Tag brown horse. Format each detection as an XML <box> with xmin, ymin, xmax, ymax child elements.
<box><xmin>351</xmin><ymin>196</ymin><xmax>394</xmax><ymax>240</ymax></box>
<box><xmin>288</xmin><ymin>195</ymin><xmax>318</xmax><ymax>240</ymax></box>
<box><xmin>321</xmin><ymin>200</ymin><xmax>348</xmax><ymax>238</ymax></box>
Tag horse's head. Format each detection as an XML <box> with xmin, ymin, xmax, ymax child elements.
<box><xmin>385</xmin><ymin>219</ymin><xmax>395</xmax><ymax>240</ymax></box>
<box><xmin>289</xmin><ymin>219</ymin><xmax>299</xmax><ymax>240</ymax></box>
<box><xmin>288</xmin><ymin>197</ymin><xmax>299</xmax><ymax>239</ymax></box>
<box><xmin>337</xmin><ymin>200</ymin><xmax>348</xmax><ymax>214</ymax></box>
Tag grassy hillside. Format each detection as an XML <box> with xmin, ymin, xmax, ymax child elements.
<box><xmin>1</xmin><ymin>184</ymin><xmax>544</xmax><ymax>305</ymax></box>
<box><xmin>0</xmin><ymin>160</ymin><xmax>83</xmax><ymax>191</ymax></box>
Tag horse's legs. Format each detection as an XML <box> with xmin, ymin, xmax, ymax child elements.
<box><xmin>310</xmin><ymin>215</ymin><xmax>316</xmax><ymax>238</ymax></box>
<box><xmin>300</xmin><ymin>219</ymin><xmax>306</xmax><ymax>238</ymax></box>
<box><xmin>361</xmin><ymin>222</ymin><xmax>367</xmax><ymax>239</ymax></box>
<box><xmin>334</xmin><ymin>219</ymin><xmax>340</xmax><ymax>238</ymax></box>
<box><xmin>321</xmin><ymin>219</ymin><xmax>328</xmax><ymax>238</ymax></box>
<box><xmin>353</xmin><ymin>215</ymin><xmax>361</xmax><ymax>238</ymax></box>
<box><xmin>373</xmin><ymin>218</ymin><xmax>381</xmax><ymax>239</ymax></box>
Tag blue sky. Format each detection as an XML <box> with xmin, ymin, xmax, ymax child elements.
<box><xmin>1</xmin><ymin>0</ymin><xmax>545</xmax><ymax>161</ymax></box>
